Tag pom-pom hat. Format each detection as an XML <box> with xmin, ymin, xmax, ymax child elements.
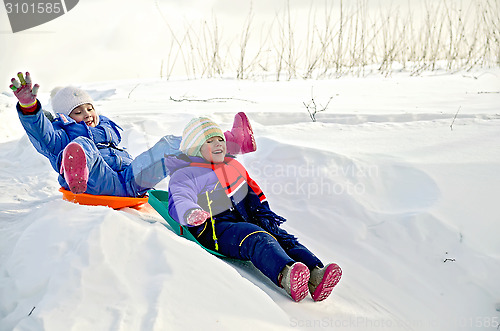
<box><xmin>51</xmin><ymin>86</ymin><xmax>94</xmax><ymax>116</ymax></box>
<box><xmin>181</xmin><ymin>117</ymin><xmax>224</xmax><ymax>157</ymax></box>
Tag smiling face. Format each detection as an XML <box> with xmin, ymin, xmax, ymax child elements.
<box><xmin>69</xmin><ymin>103</ymin><xmax>98</xmax><ymax>127</ymax></box>
<box><xmin>200</xmin><ymin>135</ymin><xmax>226</xmax><ymax>163</ymax></box>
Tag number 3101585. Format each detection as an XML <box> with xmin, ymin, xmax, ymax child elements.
<box><xmin>5</xmin><ymin>2</ymin><xmax>62</xmax><ymax>14</ymax></box>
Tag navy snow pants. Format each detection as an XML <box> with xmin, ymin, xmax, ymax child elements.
<box><xmin>194</xmin><ymin>221</ymin><xmax>323</xmax><ymax>285</ymax></box>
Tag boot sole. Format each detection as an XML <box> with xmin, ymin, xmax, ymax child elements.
<box><xmin>235</xmin><ymin>112</ymin><xmax>256</xmax><ymax>153</ymax></box>
<box><xmin>289</xmin><ymin>262</ymin><xmax>310</xmax><ymax>302</ymax></box>
<box><xmin>310</xmin><ymin>263</ymin><xmax>342</xmax><ymax>302</ymax></box>
<box><xmin>61</xmin><ymin>142</ymin><xmax>88</xmax><ymax>194</ymax></box>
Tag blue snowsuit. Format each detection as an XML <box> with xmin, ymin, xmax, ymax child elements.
<box><xmin>166</xmin><ymin>154</ymin><xmax>323</xmax><ymax>285</ymax></box>
<box><xmin>17</xmin><ymin>102</ymin><xmax>181</xmax><ymax>197</ymax></box>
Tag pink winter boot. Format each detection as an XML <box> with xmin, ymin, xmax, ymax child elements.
<box><xmin>60</xmin><ymin>142</ymin><xmax>89</xmax><ymax>194</ymax></box>
<box><xmin>278</xmin><ymin>262</ymin><xmax>310</xmax><ymax>302</ymax></box>
<box><xmin>225</xmin><ymin>112</ymin><xmax>256</xmax><ymax>155</ymax></box>
<box><xmin>308</xmin><ymin>263</ymin><xmax>342</xmax><ymax>302</ymax></box>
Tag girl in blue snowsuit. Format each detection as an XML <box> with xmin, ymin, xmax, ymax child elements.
<box><xmin>10</xmin><ymin>72</ymin><xmax>255</xmax><ymax>197</ymax></box>
<box><xmin>166</xmin><ymin>117</ymin><xmax>342</xmax><ymax>302</ymax></box>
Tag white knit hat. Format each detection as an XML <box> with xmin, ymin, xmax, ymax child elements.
<box><xmin>51</xmin><ymin>86</ymin><xmax>94</xmax><ymax>116</ymax></box>
<box><xmin>180</xmin><ymin>117</ymin><xmax>224</xmax><ymax>157</ymax></box>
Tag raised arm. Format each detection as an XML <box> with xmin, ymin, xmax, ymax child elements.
<box><xmin>10</xmin><ymin>72</ymin><xmax>70</xmax><ymax>169</ymax></box>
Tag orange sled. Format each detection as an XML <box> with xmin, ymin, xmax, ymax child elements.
<box><xmin>59</xmin><ymin>188</ymin><xmax>148</xmax><ymax>210</ymax></box>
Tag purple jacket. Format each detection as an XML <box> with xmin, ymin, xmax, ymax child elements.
<box><xmin>167</xmin><ymin>155</ymin><xmax>221</xmax><ymax>225</ymax></box>
<box><xmin>165</xmin><ymin>154</ymin><xmax>299</xmax><ymax>246</ymax></box>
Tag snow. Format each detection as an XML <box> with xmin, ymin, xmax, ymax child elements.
<box><xmin>1</xmin><ymin>70</ymin><xmax>500</xmax><ymax>331</ymax></box>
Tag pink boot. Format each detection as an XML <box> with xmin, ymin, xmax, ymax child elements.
<box><xmin>278</xmin><ymin>262</ymin><xmax>310</xmax><ymax>302</ymax></box>
<box><xmin>224</xmin><ymin>112</ymin><xmax>256</xmax><ymax>155</ymax></box>
<box><xmin>60</xmin><ymin>142</ymin><xmax>89</xmax><ymax>194</ymax></box>
<box><xmin>308</xmin><ymin>263</ymin><xmax>342</xmax><ymax>302</ymax></box>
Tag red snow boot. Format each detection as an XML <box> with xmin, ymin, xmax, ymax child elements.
<box><xmin>278</xmin><ymin>262</ymin><xmax>310</xmax><ymax>302</ymax></box>
<box><xmin>308</xmin><ymin>263</ymin><xmax>342</xmax><ymax>302</ymax></box>
<box><xmin>60</xmin><ymin>142</ymin><xmax>89</xmax><ymax>194</ymax></box>
<box><xmin>225</xmin><ymin>112</ymin><xmax>256</xmax><ymax>155</ymax></box>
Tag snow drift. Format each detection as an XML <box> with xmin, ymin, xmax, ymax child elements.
<box><xmin>1</xmin><ymin>70</ymin><xmax>500</xmax><ymax>330</ymax></box>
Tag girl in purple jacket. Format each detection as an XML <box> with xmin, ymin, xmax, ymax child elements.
<box><xmin>167</xmin><ymin>117</ymin><xmax>342</xmax><ymax>302</ymax></box>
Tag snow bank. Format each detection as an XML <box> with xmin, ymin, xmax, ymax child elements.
<box><xmin>0</xmin><ymin>201</ymin><xmax>289</xmax><ymax>330</ymax></box>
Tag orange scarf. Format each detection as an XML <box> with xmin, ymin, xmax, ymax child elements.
<box><xmin>190</xmin><ymin>157</ymin><xmax>267</xmax><ymax>203</ymax></box>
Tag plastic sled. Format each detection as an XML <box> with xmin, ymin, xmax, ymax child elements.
<box><xmin>59</xmin><ymin>187</ymin><xmax>148</xmax><ymax>210</ymax></box>
<box><xmin>147</xmin><ymin>189</ymin><xmax>226</xmax><ymax>257</ymax></box>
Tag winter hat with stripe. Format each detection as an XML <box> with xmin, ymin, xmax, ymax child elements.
<box><xmin>51</xmin><ymin>86</ymin><xmax>94</xmax><ymax>116</ymax></box>
<box><xmin>181</xmin><ymin>117</ymin><xmax>224</xmax><ymax>157</ymax></box>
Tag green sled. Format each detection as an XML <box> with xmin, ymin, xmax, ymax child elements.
<box><xmin>148</xmin><ymin>189</ymin><xmax>226</xmax><ymax>258</ymax></box>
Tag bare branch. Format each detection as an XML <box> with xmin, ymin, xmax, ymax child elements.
<box><xmin>169</xmin><ymin>96</ymin><xmax>256</xmax><ymax>103</ymax></box>
<box><xmin>303</xmin><ymin>87</ymin><xmax>334</xmax><ymax>122</ymax></box>
<box><xmin>450</xmin><ymin>106</ymin><xmax>462</xmax><ymax>131</ymax></box>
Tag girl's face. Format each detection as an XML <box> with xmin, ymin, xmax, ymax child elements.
<box><xmin>69</xmin><ymin>103</ymin><xmax>98</xmax><ymax>127</ymax></box>
<box><xmin>200</xmin><ymin>136</ymin><xmax>226</xmax><ymax>163</ymax></box>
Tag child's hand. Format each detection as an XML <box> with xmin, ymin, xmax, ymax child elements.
<box><xmin>187</xmin><ymin>209</ymin><xmax>210</xmax><ymax>226</ymax></box>
<box><xmin>10</xmin><ymin>72</ymin><xmax>39</xmax><ymax>108</ymax></box>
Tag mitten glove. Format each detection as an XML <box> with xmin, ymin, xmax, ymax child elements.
<box><xmin>186</xmin><ymin>209</ymin><xmax>210</xmax><ymax>226</ymax></box>
<box><xmin>10</xmin><ymin>72</ymin><xmax>39</xmax><ymax>111</ymax></box>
